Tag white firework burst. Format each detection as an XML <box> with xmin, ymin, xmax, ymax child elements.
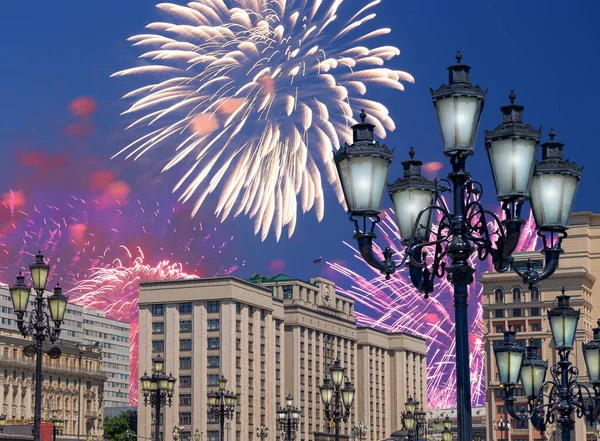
<box><xmin>113</xmin><ymin>0</ymin><xmax>414</xmax><ymax>241</ymax></box>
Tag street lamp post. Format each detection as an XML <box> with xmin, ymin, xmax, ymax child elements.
<box><xmin>402</xmin><ymin>397</ymin><xmax>427</xmax><ymax>440</ymax></box>
<box><xmin>441</xmin><ymin>416</ymin><xmax>452</xmax><ymax>441</ymax></box>
<box><xmin>334</xmin><ymin>52</ymin><xmax>582</xmax><ymax>441</ymax></box>
<box><xmin>9</xmin><ymin>251</ymin><xmax>68</xmax><ymax>441</ymax></box>
<box><xmin>352</xmin><ymin>422</ymin><xmax>368</xmax><ymax>441</ymax></box>
<box><xmin>494</xmin><ymin>291</ymin><xmax>600</xmax><ymax>440</ymax></box>
<box><xmin>256</xmin><ymin>424</ymin><xmax>269</xmax><ymax>441</ymax></box>
<box><xmin>207</xmin><ymin>375</ymin><xmax>237</xmax><ymax>441</ymax></box>
<box><xmin>140</xmin><ymin>355</ymin><xmax>177</xmax><ymax>441</ymax></box>
<box><xmin>0</xmin><ymin>415</ymin><xmax>6</xmax><ymax>434</ymax></box>
<box><xmin>493</xmin><ymin>416</ymin><xmax>510</xmax><ymax>440</ymax></box>
<box><xmin>52</xmin><ymin>417</ymin><xmax>65</xmax><ymax>441</ymax></box>
<box><xmin>277</xmin><ymin>395</ymin><xmax>300</xmax><ymax>441</ymax></box>
<box><xmin>319</xmin><ymin>359</ymin><xmax>355</xmax><ymax>441</ymax></box>
<box><xmin>193</xmin><ymin>429</ymin><xmax>201</xmax><ymax>441</ymax></box>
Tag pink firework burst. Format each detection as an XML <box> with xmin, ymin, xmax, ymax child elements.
<box><xmin>329</xmin><ymin>208</ymin><xmax>539</xmax><ymax>408</ymax></box>
<box><xmin>68</xmin><ymin>247</ymin><xmax>201</xmax><ymax>405</ymax></box>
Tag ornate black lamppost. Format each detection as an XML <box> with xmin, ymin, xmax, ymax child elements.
<box><xmin>193</xmin><ymin>429</ymin><xmax>201</xmax><ymax>441</ymax></box>
<box><xmin>441</xmin><ymin>416</ymin><xmax>452</xmax><ymax>441</ymax></box>
<box><xmin>52</xmin><ymin>417</ymin><xmax>65</xmax><ymax>441</ymax></box>
<box><xmin>493</xmin><ymin>415</ymin><xmax>510</xmax><ymax>440</ymax></box>
<box><xmin>334</xmin><ymin>52</ymin><xmax>583</xmax><ymax>441</ymax></box>
<box><xmin>352</xmin><ymin>422</ymin><xmax>368</xmax><ymax>441</ymax></box>
<box><xmin>494</xmin><ymin>290</ymin><xmax>600</xmax><ymax>440</ymax></box>
<box><xmin>9</xmin><ymin>251</ymin><xmax>68</xmax><ymax>441</ymax></box>
<box><xmin>256</xmin><ymin>424</ymin><xmax>269</xmax><ymax>441</ymax></box>
<box><xmin>319</xmin><ymin>359</ymin><xmax>355</xmax><ymax>441</ymax></box>
<box><xmin>207</xmin><ymin>375</ymin><xmax>237</xmax><ymax>441</ymax></box>
<box><xmin>0</xmin><ymin>415</ymin><xmax>6</xmax><ymax>434</ymax></box>
<box><xmin>277</xmin><ymin>395</ymin><xmax>300</xmax><ymax>441</ymax></box>
<box><xmin>402</xmin><ymin>397</ymin><xmax>428</xmax><ymax>440</ymax></box>
<box><xmin>140</xmin><ymin>355</ymin><xmax>177</xmax><ymax>441</ymax></box>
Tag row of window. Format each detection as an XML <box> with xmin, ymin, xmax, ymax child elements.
<box><xmin>494</xmin><ymin>286</ymin><xmax>540</xmax><ymax>303</ymax></box>
<box><xmin>493</xmin><ymin>307</ymin><xmax>541</xmax><ymax>318</ymax></box>
<box><xmin>152</xmin><ymin>337</ymin><xmax>220</xmax><ymax>352</ymax></box>
<box><xmin>152</xmin><ymin>319</ymin><xmax>220</xmax><ymax>334</ymax></box>
<box><xmin>152</xmin><ymin>301</ymin><xmax>221</xmax><ymax>315</ymax></box>
<box><xmin>495</xmin><ymin>323</ymin><xmax>541</xmax><ymax>333</ymax></box>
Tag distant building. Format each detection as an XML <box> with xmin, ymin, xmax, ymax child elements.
<box><xmin>0</xmin><ymin>330</ymin><xmax>106</xmax><ymax>439</ymax></box>
<box><xmin>481</xmin><ymin>212</ymin><xmax>600</xmax><ymax>440</ymax></box>
<box><xmin>0</xmin><ymin>286</ymin><xmax>131</xmax><ymax>409</ymax></box>
<box><xmin>137</xmin><ymin>274</ymin><xmax>427</xmax><ymax>441</ymax></box>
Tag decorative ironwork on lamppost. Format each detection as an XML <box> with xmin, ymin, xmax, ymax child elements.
<box><xmin>277</xmin><ymin>394</ymin><xmax>300</xmax><ymax>441</ymax></box>
<box><xmin>256</xmin><ymin>424</ymin><xmax>269</xmax><ymax>441</ymax></box>
<box><xmin>140</xmin><ymin>355</ymin><xmax>177</xmax><ymax>441</ymax></box>
<box><xmin>352</xmin><ymin>422</ymin><xmax>368</xmax><ymax>441</ymax></box>
<box><xmin>319</xmin><ymin>360</ymin><xmax>355</xmax><ymax>441</ymax></box>
<box><xmin>207</xmin><ymin>374</ymin><xmax>237</xmax><ymax>441</ymax></box>
<box><xmin>494</xmin><ymin>289</ymin><xmax>600</xmax><ymax>440</ymax></box>
<box><xmin>9</xmin><ymin>251</ymin><xmax>68</xmax><ymax>441</ymax></box>
<box><xmin>333</xmin><ymin>51</ymin><xmax>583</xmax><ymax>441</ymax></box>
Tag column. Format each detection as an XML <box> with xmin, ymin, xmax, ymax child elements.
<box><xmin>165</xmin><ymin>304</ymin><xmax>180</xmax><ymax>438</ymax></box>
<box><xmin>138</xmin><ymin>307</ymin><xmax>153</xmax><ymax>440</ymax></box>
<box><xmin>239</xmin><ymin>304</ymin><xmax>249</xmax><ymax>440</ymax></box>
<box><xmin>192</xmin><ymin>303</ymin><xmax>207</xmax><ymax>440</ymax></box>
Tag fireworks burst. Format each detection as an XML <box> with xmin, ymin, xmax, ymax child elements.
<box><xmin>68</xmin><ymin>248</ymin><xmax>199</xmax><ymax>404</ymax></box>
<box><xmin>113</xmin><ymin>0</ymin><xmax>414</xmax><ymax>241</ymax></box>
<box><xmin>329</xmin><ymin>208</ymin><xmax>540</xmax><ymax>408</ymax></box>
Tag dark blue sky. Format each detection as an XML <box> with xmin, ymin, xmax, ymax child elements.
<box><xmin>1</xmin><ymin>0</ymin><xmax>599</xmax><ymax>282</ymax></box>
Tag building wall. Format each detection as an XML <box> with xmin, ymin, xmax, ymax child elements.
<box><xmin>137</xmin><ymin>275</ymin><xmax>427</xmax><ymax>441</ymax></box>
<box><xmin>0</xmin><ymin>286</ymin><xmax>130</xmax><ymax>408</ymax></box>
<box><xmin>0</xmin><ymin>331</ymin><xmax>106</xmax><ymax>439</ymax></box>
<box><xmin>481</xmin><ymin>212</ymin><xmax>600</xmax><ymax>441</ymax></box>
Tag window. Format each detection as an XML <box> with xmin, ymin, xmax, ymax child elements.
<box><xmin>236</xmin><ymin>302</ymin><xmax>242</xmax><ymax>313</ymax></box>
<box><xmin>236</xmin><ymin>320</ymin><xmax>241</xmax><ymax>331</ymax></box>
<box><xmin>179</xmin><ymin>303</ymin><xmax>192</xmax><ymax>313</ymax></box>
<box><xmin>513</xmin><ymin>287</ymin><xmax>521</xmax><ymax>303</ymax></box>
<box><xmin>180</xmin><ymin>376</ymin><xmax>192</xmax><ymax>387</ymax></box>
<box><xmin>260</xmin><ymin>309</ymin><xmax>266</xmax><ymax>320</ymax></box>
<box><xmin>495</xmin><ymin>309</ymin><xmax>505</xmax><ymax>318</ymax></box>
<box><xmin>179</xmin><ymin>394</ymin><xmax>192</xmax><ymax>406</ymax></box>
<box><xmin>152</xmin><ymin>340</ymin><xmax>164</xmax><ymax>351</ymax></box>
<box><xmin>180</xmin><ymin>339</ymin><xmax>192</xmax><ymax>351</ymax></box>
<box><xmin>283</xmin><ymin>286</ymin><xmax>293</xmax><ymax>299</ymax></box>
<box><xmin>179</xmin><ymin>413</ymin><xmax>192</xmax><ymax>424</ymax></box>
<box><xmin>207</xmin><ymin>301</ymin><xmax>220</xmax><ymax>313</ymax></box>
<box><xmin>531</xmin><ymin>307</ymin><xmax>541</xmax><ymax>316</ymax></box>
<box><xmin>180</xmin><ymin>320</ymin><xmax>192</xmax><ymax>333</ymax></box>
<box><xmin>513</xmin><ymin>324</ymin><xmax>522</xmax><ymax>332</ymax></box>
<box><xmin>208</xmin><ymin>319</ymin><xmax>220</xmax><ymax>330</ymax></box>
<box><xmin>513</xmin><ymin>308</ymin><xmax>522</xmax><ymax>317</ymax></box>
<box><xmin>151</xmin><ymin>304</ymin><xmax>165</xmax><ymax>315</ymax></box>
<box><xmin>152</xmin><ymin>322</ymin><xmax>164</xmax><ymax>334</ymax></box>
<box><xmin>248</xmin><ymin>323</ymin><xmax>253</xmax><ymax>334</ymax></box>
<box><xmin>275</xmin><ymin>319</ymin><xmax>282</xmax><ymax>329</ymax></box>
<box><xmin>207</xmin><ymin>432</ymin><xmax>219</xmax><ymax>441</ymax></box>
<box><xmin>495</xmin><ymin>325</ymin><xmax>504</xmax><ymax>333</ymax></box>
<box><xmin>531</xmin><ymin>323</ymin><xmax>541</xmax><ymax>332</ymax></box>
<box><xmin>531</xmin><ymin>286</ymin><xmax>540</xmax><ymax>302</ymax></box>
<box><xmin>248</xmin><ymin>306</ymin><xmax>254</xmax><ymax>317</ymax></box>
<box><xmin>180</xmin><ymin>357</ymin><xmax>192</xmax><ymax>369</ymax></box>
<box><xmin>208</xmin><ymin>356</ymin><xmax>220</xmax><ymax>367</ymax></box>
<box><xmin>207</xmin><ymin>374</ymin><xmax>219</xmax><ymax>386</ymax></box>
<box><xmin>208</xmin><ymin>337</ymin><xmax>220</xmax><ymax>349</ymax></box>
<box><xmin>495</xmin><ymin>288</ymin><xmax>504</xmax><ymax>303</ymax></box>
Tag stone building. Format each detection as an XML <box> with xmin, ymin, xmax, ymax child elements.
<box><xmin>137</xmin><ymin>274</ymin><xmax>427</xmax><ymax>441</ymax></box>
<box><xmin>0</xmin><ymin>330</ymin><xmax>106</xmax><ymax>439</ymax></box>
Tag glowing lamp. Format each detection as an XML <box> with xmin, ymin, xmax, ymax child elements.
<box><xmin>494</xmin><ymin>327</ymin><xmax>525</xmax><ymax>386</ymax></box>
<box><xmin>329</xmin><ymin>359</ymin><xmax>345</xmax><ymax>388</ymax></box>
<box><xmin>583</xmin><ymin>319</ymin><xmax>600</xmax><ymax>385</ymax></box>
<box><xmin>48</xmin><ymin>284</ymin><xmax>68</xmax><ymax>324</ymax></box>
<box><xmin>520</xmin><ymin>341</ymin><xmax>547</xmax><ymax>399</ymax></box>
<box><xmin>548</xmin><ymin>291</ymin><xmax>580</xmax><ymax>351</ymax></box>
<box><xmin>9</xmin><ymin>272</ymin><xmax>31</xmax><ymax>314</ymax></box>
<box><xmin>29</xmin><ymin>251</ymin><xmax>50</xmax><ymax>291</ymax></box>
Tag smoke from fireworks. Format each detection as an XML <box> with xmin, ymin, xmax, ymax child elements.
<box><xmin>113</xmin><ymin>0</ymin><xmax>414</xmax><ymax>241</ymax></box>
<box><xmin>329</xmin><ymin>208</ymin><xmax>540</xmax><ymax>408</ymax></box>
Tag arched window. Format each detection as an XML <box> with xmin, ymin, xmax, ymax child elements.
<box><xmin>531</xmin><ymin>286</ymin><xmax>540</xmax><ymax>302</ymax></box>
<box><xmin>495</xmin><ymin>288</ymin><xmax>504</xmax><ymax>303</ymax></box>
<box><xmin>513</xmin><ymin>287</ymin><xmax>521</xmax><ymax>303</ymax></box>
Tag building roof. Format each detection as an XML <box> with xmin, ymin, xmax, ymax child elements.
<box><xmin>246</xmin><ymin>273</ymin><xmax>308</xmax><ymax>284</ymax></box>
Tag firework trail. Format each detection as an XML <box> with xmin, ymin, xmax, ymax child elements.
<box><xmin>329</xmin><ymin>208</ymin><xmax>540</xmax><ymax>408</ymax></box>
<box><xmin>112</xmin><ymin>0</ymin><xmax>414</xmax><ymax>241</ymax></box>
<box><xmin>68</xmin><ymin>248</ymin><xmax>202</xmax><ymax>405</ymax></box>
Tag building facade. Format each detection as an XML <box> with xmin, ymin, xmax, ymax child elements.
<box><xmin>0</xmin><ymin>330</ymin><xmax>106</xmax><ymax>439</ymax></box>
<box><xmin>482</xmin><ymin>212</ymin><xmax>600</xmax><ymax>441</ymax></box>
<box><xmin>0</xmin><ymin>286</ymin><xmax>131</xmax><ymax>408</ymax></box>
<box><xmin>137</xmin><ymin>274</ymin><xmax>427</xmax><ymax>441</ymax></box>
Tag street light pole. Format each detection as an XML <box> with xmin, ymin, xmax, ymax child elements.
<box><xmin>334</xmin><ymin>53</ymin><xmax>582</xmax><ymax>441</ymax></box>
<box><xmin>207</xmin><ymin>375</ymin><xmax>237</xmax><ymax>441</ymax></box>
<box><xmin>277</xmin><ymin>395</ymin><xmax>300</xmax><ymax>441</ymax></box>
<box><xmin>319</xmin><ymin>360</ymin><xmax>355</xmax><ymax>441</ymax></box>
<box><xmin>9</xmin><ymin>251</ymin><xmax>68</xmax><ymax>441</ymax></box>
<box><xmin>140</xmin><ymin>355</ymin><xmax>177</xmax><ymax>441</ymax></box>
<box><xmin>352</xmin><ymin>422</ymin><xmax>368</xmax><ymax>441</ymax></box>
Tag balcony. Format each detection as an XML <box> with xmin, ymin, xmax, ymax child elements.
<box><xmin>85</xmin><ymin>410</ymin><xmax>98</xmax><ymax>420</ymax></box>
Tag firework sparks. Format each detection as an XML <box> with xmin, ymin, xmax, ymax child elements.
<box><xmin>329</xmin><ymin>208</ymin><xmax>540</xmax><ymax>408</ymax></box>
<box><xmin>113</xmin><ymin>0</ymin><xmax>414</xmax><ymax>241</ymax></box>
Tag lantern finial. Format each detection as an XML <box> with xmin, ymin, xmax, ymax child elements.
<box><xmin>509</xmin><ymin>90</ymin><xmax>516</xmax><ymax>104</ymax></box>
<box><xmin>360</xmin><ymin>109</ymin><xmax>366</xmax><ymax>122</ymax></box>
<box><xmin>409</xmin><ymin>147</ymin><xmax>415</xmax><ymax>159</ymax></box>
<box><xmin>549</xmin><ymin>128</ymin><xmax>556</xmax><ymax>140</ymax></box>
<box><xmin>455</xmin><ymin>50</ymin><xmax>462</xmax><ymax>64</ymax></box>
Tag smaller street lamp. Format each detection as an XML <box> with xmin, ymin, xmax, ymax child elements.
<box><xmin>207</xmin><ymin>375</ymin><xmax>237</xmax><ymax>441</ymax></box>
<box><xmin>0</xmin><ymin>415</ymin><xmax>6</xmax><ymax>434</ymax></box>
<box><xmin>141</xmin><ymin>355</ymin><xmax>177</xmax><ymax>441</ymax></box>
<box><xmin>277</xmin><ymin>394</ymin><xmax>300</xmax><ymax>441</ymax></box>
<box><xmin>193</xmin><ymin>429</ymin><xmax>201</xmax><ymax>441</ymax></box>
<box><xmin>352</xmin><ymin>422</ymin><xmax>368</xmax><ymax>441</ymax></box>
<box><xmin>172</xmin><ymin>426</ymin><xmax>183</xmax><ymax>441</ymax></box>
<box><xmin>319</xmin><ymin>359</ymin><xmax>355</xmax><ymax>441</ymax></box>
<box><xmin>256</xmin><ymin>424</ymin><xmax>269</xmax><ymax>441</ymax></box>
